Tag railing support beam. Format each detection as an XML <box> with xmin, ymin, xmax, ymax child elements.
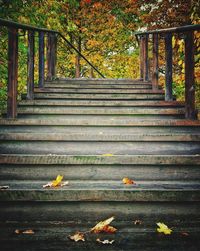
<box><xmin>27</xmin><ymin>30</ymin><xmax>35</xmax><ymax>100</ymax></box>
<box><xmin>143</xmin><ymin>34</ymin><xmax>149</xmax><ymax>82</ymax></box>
<box><xmin>152</xmin><ymin>33</ymin><xmax>159</xmax><ymax>89</ymax></box>
<box><xmin>139</xmin><ymin>36</ymin><xmax>145</xmax><ymax>80</ymax></box>
<box><xmin>165</xmin><ymin>33</ymin><xmax>173</xmax><ymax>101</ymax></box>
<box><xmin>7</xmin><ymin>27</ymin><xmax>18</xmax><ymax>118</ymax></box>
<box><xmin>185</xmin><ymin>31</ymin><xmax>196</xmax><ymax>119</ymax></box>
<box><xmin>39</xmin><ymin>31</ymin><xmax>45</xmax><ymax>88</ymax></box>
<box><xmin>47</xmin><ymin>33</ymin><xmax>57</xmax><ymax>80</ymax></box>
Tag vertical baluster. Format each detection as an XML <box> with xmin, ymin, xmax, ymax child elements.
<box><xmin>152</xmin><ymin>33</ymin><xmax>159</xmax><ymax>89</ymax></box>
<box><xmin>185</xmin><ymin>31</ymin><xmax>196</xmax><ymax>119</ymax></box>
<box><xmin>165</xmin><ymin>33</ymin><xmax>173</xmax><ymax>101</ymax></box>
<box><xmin>27</xmin><ymin>30</ymin><xmax>35</xmax><ymax>99</ymax></box>
<box><xmin>47</xmin><ymin>33</ymin><xmax>57</xmax><ymax>80</ymax></box>
<box><xmin>7</xmin><ymin>27</ymin><xmax>18</xmax><ymax>118</ymax></box>
<box><xmin>39</xmin><ymin>31</ymin><xmax>45</xmax><ymax>88</ymax></box>
<box><xmin>143</xmin><ymin>34</ymin><xmax>149</xmax><ymax>82</ymax></box>
<box><xmin>139</xmin><ymin>36</ymin><xmax>144</xmax><ymax>80</ymax></box>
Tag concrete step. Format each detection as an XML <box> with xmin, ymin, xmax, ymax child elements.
<box><xmin>34</xmin><ymin>88</ymin><xmax>163</xmax><ymax>94</ymax></box>
<box><xmin>1</xmin><ymin>164</ymin><xmax>199</xmax><ymax>181</ymax></box>
<box><xmin>30</xmin><ymin>93</ymin><xmax>165</xmax><ymax>100</ymax></box>
<box><xmin>0</xmin><ymin>220</ymin><xmax>200</xmax><ymax>251</ymax></box>
<box><xmin>0</xmin><ymin>141</ymin><xmax>199</xmax><ymax>155</ymax></box>
<box><xmin>17</xmin><ymin>107</ymin><xmax>185</xmax><ymax>115</ymax></box>
<box><xmin>0</xmin><ymin>126</ymin><xmax>199</xmax><ymax>141</ymax></box>
<box><xmin>19</xmin><ymin>100</ymin><xmax>184</xmax><ymax>107</ymax></box>
<box><xmin>0</xmin><ymin>180</ymin><xmax>200</xmax><ymax>202</ymax></box>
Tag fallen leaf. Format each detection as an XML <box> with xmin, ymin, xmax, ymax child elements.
<box><xmin>0</xmin><ymin>185</ymin><xmax>9</xmax><ymax>190</ymax></box>
<box><xmin>96</xmin><ymin>238</ymin><xmax>115</xmax><ymax>244</ymax></box>
<box><xmin>102</xmin><ymin>153</ymin><xmax>114</xmax><ymax>156</ymax></box>
<box><xmin>91</xmin><ymin>216</ymin><xmax>117</xmax><ymax>233</ymax></box>
<box><xmin>134</xmin><ymin>219</ymin><xmax>142</xmax><ymax>225</ymax></box>
<box><xmin>22</xmin><ymin>229</ymin><xmax>35</xmax><ymax>234</ymax></box>
<box><xmin>122</xmin><ymin>177</ymin><xmax>135</xmax><ymax>185</ymax></box>
<box><xmin>15</xmin><ymin>229</ymin><xmax>35</xmax><ymax>234</ymax></box>
<box><xmin>157</xmin><ymin>222</ymin><xmax>172</xmax><ymax>235</ymax></box>
<box><xmin>181</xmin><ymin>232</ymin><xmax>189</xmax><ymax>236</ymax></box>
<box><xmin>43</xmin><ymin>175</ymin><xmax>68</xmax><ymax>188</ymax></box>
<box><xmin>69</xmin><ymin>232</ymin><xmax>85</xmax><ymax>242</ymax></box>
<box><xmin>52</xmin><ymin>175</ymin><xmax>63</xmax><ymax>187</ymax></box>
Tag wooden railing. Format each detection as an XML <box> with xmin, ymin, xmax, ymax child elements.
<box><xmin>135</xmin><ymin>24</ymin><xmax>200</xmax><ymax>120</ymax></box>
<box><xmin>0</xmin><ymin>18</ymin><xmax>104</xmax><ymax>118</ymax></box>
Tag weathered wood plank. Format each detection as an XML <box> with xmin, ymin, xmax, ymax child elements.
<box><xmin>143</xmin><ymin>34</ymin><xmax>149</xmax><ymax>81</ymax></box>
<box><xmin>7</xmin><ymin>27</ymin><xmax>18</xmax><ymax>118</ymax></box>
<box><xmin>185</xmin><ymin>31</ymin><xmax>196</xmax><ymax>119</ymax></box>
<box><xmin>38</xmin><ymin>31</ymin><xmax>45</xmax><ymax>88</ymax></box>
<box><xmin>152</xmin><ymin>33</ymin><xmax>159</xmax><ymax>89</ymax></box>
<box><xmin>27</xmin><ymin>30</ymin><xmax>35</xmax><ymax>100</ymax></box>
<box><xmin>165</xmin><ymin>33</ymin><xmax>173</xmax><ymax>101</ymax></box>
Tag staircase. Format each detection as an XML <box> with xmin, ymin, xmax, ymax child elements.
<box><xmin>0</xmin><ymin>78</ymin><xmax>200</xmax><ymax>250</ymax></box>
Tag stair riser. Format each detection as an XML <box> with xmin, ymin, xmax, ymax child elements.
<box><xmin>0</xmin><ymin>202</ymin><xmax>200</xmax><ymax>221</ymax></box>
<box><xmin>17</xmin><ymin>107</ymin><xmax>185</xmax><ymax>115</ymax></box>
<box><xmin>44</xmin><ymin>84</ymin><xmax>152</xmax><ymax>88</ymax></box>
<box><xmin>0</xmin><ymin>142</ymin><xmax>199</xmax><ymax>155</ymax></box>
<box><xmin>34</xmin><ymin>89</ymin><xmax>162</xmax><ymax>94</ymax></box>
<box><xmin>30</xmin><ymin>93</ymin><xmax>165</xmax><ymax>100</ymax></box>
<box><xmin>0</xmin><ymin>133</ymin><xmax>199</xmax><ymax>141</ymax></box>
<box><xmin>0</xmin><ymin>165</ymin><xmax>199</xmax><ymax>181</ymax></box>
<box><xmin>19</xmin><ymin>100</ymin><xmax>184</xmax><ymax>107</ymax></box>
<box><xmin>0</xmin><ymin>155</ymin><xmax>199</xmax><ymax>165</ymax></box>
<box><xmin>45</xmin><ymin>79</ymin><xmax>148</xmax><ymax>84</ymax></box>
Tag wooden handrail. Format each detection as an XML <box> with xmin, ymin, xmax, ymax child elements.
<box><xmin>136</xmin><ymin>24</ymin><xmax>200</xmax><ymax>120</ymax></box>
<box><xmin>0</xmin><ymin>18</ymin><xmax>104</xmax><ymax>118</ymax></box>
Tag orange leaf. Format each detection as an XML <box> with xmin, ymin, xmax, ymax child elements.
<box><xmin>122</xmin><ymin>177</ymin><xmax>135</xmax><ymax>185</ymax></box>
<box><xmin>22</xmin><ymin>229</ymin><xmax>35</xmax><ymax>234</ymax></box>
<box><xmin>91</xmin><ymin>216</ymin><xmax>117</xmax><ymax>233</ymax></box>
<box><xmin>69</xmin><ymin>232</ymin><xmax>85</xmax><ymax>242</ymax></box>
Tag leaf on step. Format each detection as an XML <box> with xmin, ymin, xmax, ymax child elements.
<box><xmin>102</xmin><ymin>153</ymin><xmax>114</xmax><ymax>156</ymax></box>
<box><xmin>181</xmin><ymin>232</ymin><xmax>189</xmax><ymax>237</ymax></box>
<box><xmin>91</xmin><ymin>216</ymin><xmax>117</xmax><ymax>233</ymax></box>
<box><xmin>0</xmin><ymin>185</ymin><xmax>9</xmax><ymax>190</ymax></box>
<box><xmin>43</xmin><ymin>175</ymin><xmax>68</xmax><ymax>188</ymax></box>
<box><xmin>134</xmin><ymin>219</ymin><xmax>142</xmax><ymax>225</ymax></box>
<box><xmin>15</xmin><ymin>229</ymin><xmax>35</xmax><ymax>234</ymax></box>
<box><xmin>69</xmin><ymin>232</ymin><xmax>85</xmax><ymax>242</ymax></box>
<box><xmin>157</xmin><ymin>222</ymin><xmax>172</xmax><ymax>235</ymax></box>
<box><xmin>122</xmin><ymin>177</ymin><xmax>135</xmax><ymax>185</ymax></box>
<box><xmin>96</xmin><ymin>238</ymin><xmax>115</xmax><ymax>244</ymax></box>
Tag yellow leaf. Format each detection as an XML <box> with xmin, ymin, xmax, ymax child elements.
<box><xmin>69</xmin><ymin>232</ymin><xmax>85</xmax><ymax>242</ymax></box>
<box><xmin>178</xmin><ymin>60</ymin><xmax>183</xmax><ymax>66</ymax></box>
<box><xmin>172</xmin><ymin>36</ymin><xmax>176</xmax><ymax>48</ymax></box>
<box><xmin>91</xmin><ymin>216</ymin><xmax>117</xmax><ymax>233</ymax></box>
<box><xmin>52</xmin><ymin>175</ymin><xmax>63</xmax><ymax>187</ymax></box>
<box><xmin>157</xmin><ymin>222</ymin><xmax>172</xmax><ymax>235</ymax></box>
<box><xmin>122</xmin><ymin>177</ymin><xmax>136</xmax><ymax>185</ymax></box>
<box><xmin>102</xmin><ymin>153</ymin><xmax>114</xmax><ymax>156</ymax></box>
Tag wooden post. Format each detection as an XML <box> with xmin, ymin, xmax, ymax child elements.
<box><xmin>143</xmin><ymin>34</ymin><xmax>149</xmax><ymax>82</ymax></box>
<box><xmin>47</xmin><ymin>33</ymin><xmax>57</xmax><ymax>80</ymax></box>
<box><xmin>7</xmin><ymin>27</ymin><xmax>18</xmax><ymax>118</ymax></box>
<box><xmin>27</xmin><ymin>30</ymin><xmax>35</xmax><ymax>100</ymax></box>
<box><xmin>165</xmin><ymin>33</ymin><xmax>173</xmax><ymax>101</ymax></box>
<box><xmin>39</xmin><ymin>31</ymin><xmax>45</xmax><ymax>88</ymax></box>
<box><xmin>139</xmin><ymin>36</ymin><xmax>144</xmax><ymax>80</ymax></box>
<box><xmin>152</xmin><ymin>33</ymin><xmax>159</xmax><ymax>89</ymax></box>
<box><xmin>185</xmin><ymin>31</ymin><xmax>196</xmax><ymax>119</ymax></box>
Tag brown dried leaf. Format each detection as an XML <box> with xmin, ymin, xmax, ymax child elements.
<box><xmin>0</xmin><ymin>185</ymin><xmax>9</xmax><ymax>190</ymax></box>
<box><xmin>181</xmin><ymin>232</ymin><xmax>189</xmax><ymax>236</ymax></box>
<box><xmin>22</xmin><ymin>229</ymin><xmax>35</xmax><ymax>234</ymax></box>
<box><xmin>69</xmin><ymin>232</ymin><xmax>85</xmax><ymax>242</ymax></box>
<box><xmin>91</xmin><ymin>216</ymin><xmax>116</xmax><ymax>233</ymax></box>
<box><xmin>134</xmin><ymin>219</ymin><xmax>142</xmax><ymax>225</ymax></box>
<box><xmin>15</xmin><ymin>229</ymin><xmax>20</xmax><ymax>234</ymax></box>
<box><xmin>122</xmin><ymin>177</ymin><xmax>135</xmax><ymax>185</ymax></box>
<box><xmin>96</xmin><ymin>238</ymin><xmax>115</xmax><ymax>244</ymax></box>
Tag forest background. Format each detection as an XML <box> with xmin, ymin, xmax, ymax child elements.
<box><xmin>0</xmin><ymin>0</ymin><xmax>199</xmax><ymax>112</ymax></box>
